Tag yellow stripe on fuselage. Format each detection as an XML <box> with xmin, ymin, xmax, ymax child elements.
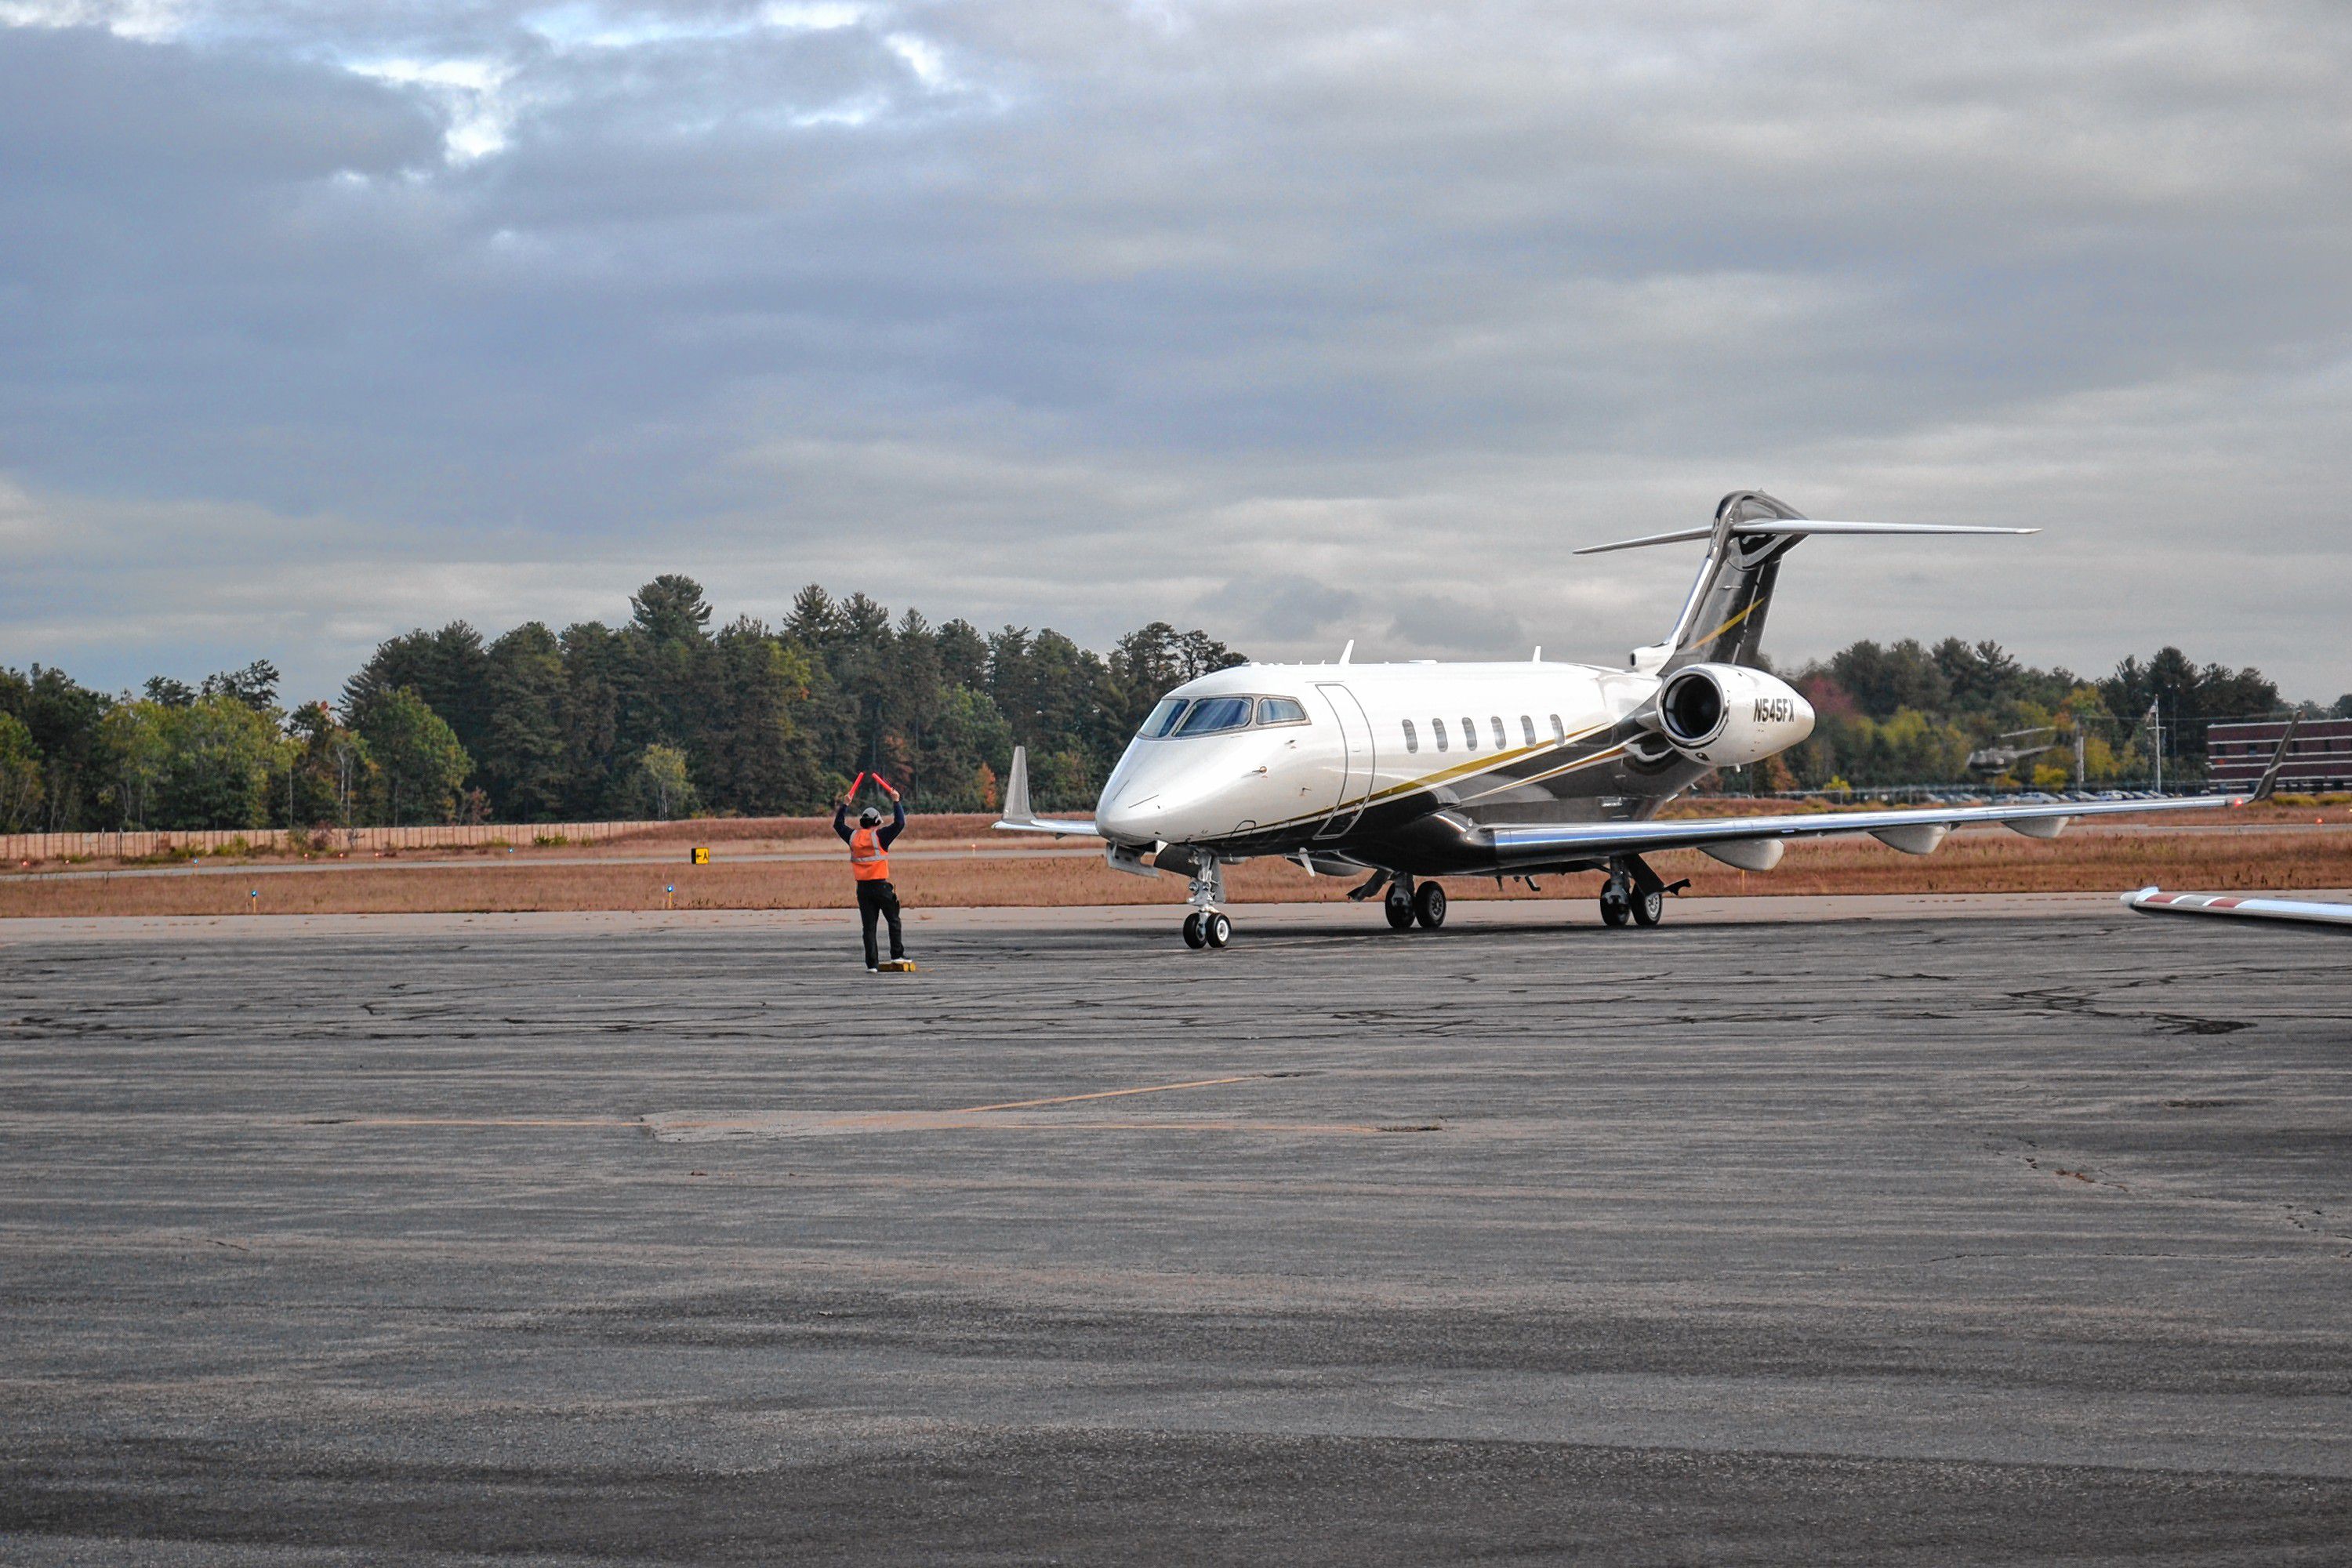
<box><xmin>1219</xmin><ymin>720</ymin><xmax>1622</xmax><ymax>840</ymax></box>
<box><xmin>1679</xmin><ymin>597</ymin><xmax>1759</xmax><ymax>653</ymax></box>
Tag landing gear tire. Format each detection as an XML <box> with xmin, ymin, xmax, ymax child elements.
<box><xmin>1599</xmin><ymin>889</ymin><xmax>1632</xmax><ymax>927</ymax></box>
<box><xmin>1181</xmin><ymin>911</ymin><xmax>1209</xmax><ymax>949</ymax></box>
<box><xmin>1413</xmin><ymin>880</ymin><xmax>1448</xmax><ymax>931</ymax></box>
<box><xmin>1203</xmin><ymin>911</ymin><xmax>1232</xmax><ymax>948</ymax></box>
<box><xmin>1384</xmin><ymin>884</ymin><xmax>1417</xmax><ymax>931</ymax></box>
<box><xmin>1630</xmin><ymin>887</ymin><xmax>1664</xmax><ymax>927</ymax></box>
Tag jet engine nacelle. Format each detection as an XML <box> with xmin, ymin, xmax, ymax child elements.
<box><xmin>1656</xmin><ymin>663</ymin><xmax>1815</xmax><ymax>766</ymax></box>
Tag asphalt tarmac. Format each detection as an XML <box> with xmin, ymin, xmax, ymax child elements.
<box><xmin>3</xmin><ymin>904</ymin><xmax>2349</xmax><ymax>1564</ymax></box>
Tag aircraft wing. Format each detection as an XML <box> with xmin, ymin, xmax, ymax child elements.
<box><xmin>1493</xmin><ymin>717</ymin><xmax>2297</xmax><ymax>866</ymax></box>
<box><xmin>992</xmin><ymin>745</ymin><xmax>1101</xmax><ymax>838</ymax></box>
<box><xmin>1490</xmin><ymin>790</ymin><xmax>2238</xmax><ymax>864</ymax></box>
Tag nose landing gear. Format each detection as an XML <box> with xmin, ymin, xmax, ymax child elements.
<box><xmin>1179</xmin><ymin>858</ymin><xmax>1232</xmax><ymax>949</ymax></box>
<box><xmin>1384</xmin><ymin>880</ymin><xmax>1416</xmax><ymax>931</ymax></box>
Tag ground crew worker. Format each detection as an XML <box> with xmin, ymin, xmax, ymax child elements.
<box><xmin>834</xmin><ymin>779</ymin><xmax>908</xmax><ymax>971</ymax></box>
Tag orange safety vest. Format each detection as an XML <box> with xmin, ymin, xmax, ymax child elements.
<box><xmin>848</xmin><ymin>826</ymin><xmax>890</xmax><ymax>881</ymax></box>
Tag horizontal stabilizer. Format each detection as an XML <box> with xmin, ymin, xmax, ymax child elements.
<box><xmin>1576</xmin><ymin>520</ymin><xmax>2037</xmax><ymax>555</ymax></box>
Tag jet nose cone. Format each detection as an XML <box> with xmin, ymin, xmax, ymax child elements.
<box><xmin>1098</xmin><ymin>793</ymin><xmax>1163</xmax><ymax>845</ymax></box>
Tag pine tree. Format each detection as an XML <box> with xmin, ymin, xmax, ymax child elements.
<box><xmin>481</xmin><ymin>623</ymin><xmax>569</xmax><ymax>820</ymax></box>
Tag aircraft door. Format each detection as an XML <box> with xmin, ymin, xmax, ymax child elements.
<box><xmin>1313</xmin><ymin>683</ymin><xmax>1376</xmax><ymax>837</ymax></box>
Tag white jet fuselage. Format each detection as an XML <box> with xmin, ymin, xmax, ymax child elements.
<box><xmin>1094</xmin><ymin>659</ymin><xmax>1793</xmax><ymax>872</ymax></box>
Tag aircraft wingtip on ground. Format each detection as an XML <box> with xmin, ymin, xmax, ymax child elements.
<box><xmin>2122</xmin><ymin>886</ymin><xmax>2352</xmax><ymax>927</ymax></box>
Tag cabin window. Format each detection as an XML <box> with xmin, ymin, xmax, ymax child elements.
<box><xmin>1490</xmin><ymin>716</ymin><xmax>1506</xmax><ymax>749</ymax></box>
<box><xmin>1139</xmin><ymin>698</ymin><xmax>1189</xmax><ymax>737</ymax></box>
<box><xmin>1174</xmin><ymin>695</ymin><xmax>1254</xmax><ymax>735</ymax></box>
<box><xmin>1461</xmin><ymin>717</ymin><xmax>1478</xmax><ymax>750</ymax></box>
<box><xmin>1256</xmin><ymin>697</ymin><xmax>1308</xmax><ymax>726</ymax></box>
<box><xmin>1550</xmin><ymin>713</ymin><xmax>1566</xmax><ymax>741</ymax></box>
<box><xmin>1521</xmin><ymin>714</ymin><xmax>1537</xmax><ymax>745</ymax></box>
<box><xmin>1433</xmin><ymin>718</ymin><xmax>1449</xmax><ymax>752</ymax></box>
<box><xmin>1402</xmin><ymin>718</ymin><xmax>1419</xmax><ymax>753</ymax></box>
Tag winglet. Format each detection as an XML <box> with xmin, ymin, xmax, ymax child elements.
<box><xmin>1004</xmin><ymin>744</ymin><xmax>1032</xmax><ymax>819</ymax></box>
<box><xmin>993</xmin><ymin>746</ymin><xmax>1102</xmax><ymax>837</ymax></box>
<box><xmin>2250</xmin><ymin>717</ymin><xmax>2300</xmax><ymax>803</ymax></box>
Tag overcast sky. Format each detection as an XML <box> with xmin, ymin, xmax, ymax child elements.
<box><xmin>3</xmin><ymin>1</ymin><xmax>2348</xmax><ymax>702</ymax></box>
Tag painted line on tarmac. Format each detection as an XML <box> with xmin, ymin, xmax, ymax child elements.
<box><xmin>302</xmin><ymin>1074</ymin><xmax>1290</xmax><ymax>1135</ymax></box>
<box><xmin>955</xmin><ymin>1074</ymin><xmax>1271</xmax><ymax>1113</ymax></box>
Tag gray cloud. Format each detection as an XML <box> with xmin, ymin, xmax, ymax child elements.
<box><xmin>2</xmin><ymin>2</ymin><xmax>2350</xmax><ymax>699</ymax></box>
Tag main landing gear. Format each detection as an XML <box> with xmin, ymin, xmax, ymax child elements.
<box><xmin>1599</xmin><ymin>858</ymin><xmax>1679</xmax><ymax>928</ymax></box>
<box><xmin>1598</xmin><ymin>879</ymin><xmax>1661</xmax><ymax>927</ymax></box>
<box><xmin>1179</xmin><ymin>858</ymin><xmax>1232</xmax><ymax>949</ymax></box>
<box><xmin>1380</xmin><ymin>875</ymin><xmax>1448</xmax><ymax>931</ymax></box>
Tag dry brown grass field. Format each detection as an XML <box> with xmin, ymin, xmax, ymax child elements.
<box><xmin>3</xmin><ymin>810</ymin><xmax>2347</xmax><ymax>918</ymax></box>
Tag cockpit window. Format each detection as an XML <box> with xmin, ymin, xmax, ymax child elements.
<box><xmin>1174</xmin><ymin>695</ymin><xmax>1255</xmax><ymax>735</ymax></box>
<box><xmin>1139</xmin><ymin>698</ymin><xmax>1189</xmax><ymax>737</ymax></box>
<box><xmin>1256</xmin><ymin>697</ymin><xmax>1308</xmax><ymax>726</ymax></box>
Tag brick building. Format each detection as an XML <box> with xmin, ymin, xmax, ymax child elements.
<box><xmin>2207</xmin><ymin>717</ymin><xmax>2352</xmax><ymax>791</ymax></box>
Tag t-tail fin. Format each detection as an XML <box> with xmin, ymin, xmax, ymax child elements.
<box><xmin>1576</xmin><ymin>493</ymin><xmax>2035</xmax><ymax>673</ymax></box>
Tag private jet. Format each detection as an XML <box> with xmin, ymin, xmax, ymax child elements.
<box><xmin>996</xmin><ymin>491</ymin><xmax>2292</xmax><ymax>947</ymax></box>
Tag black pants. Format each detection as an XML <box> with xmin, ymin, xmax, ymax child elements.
<box><xmin>856</xmin><ymin>879</ymin><xmax>905</xmax><ymax>967</ymax></box>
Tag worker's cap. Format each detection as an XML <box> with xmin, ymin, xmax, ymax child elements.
<box><xmin>859</xmin><ymin>807</ymin><xmax>882</xmax><ymax>826</ymax></box>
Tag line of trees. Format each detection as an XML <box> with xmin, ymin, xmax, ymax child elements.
<box><xmin>1763</xmin><ymin>637</ymin><xmax>2326</xmax><ymax>792</ymax></box>
<box><xmin>0</xmin><ymin>576</ymin><xmax>1242</xmax><ymax>832</ymax></box>
<box><xmin>3</xmin><ymin>590</ymin><xmax>2341</xmax><ymax>832</ymax></box>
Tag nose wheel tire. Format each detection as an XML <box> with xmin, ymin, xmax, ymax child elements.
<box><xmin>1384</xmin><ymin>884</ymin><xmax>1416</xmax><ymax>931</ymax></box>
<box><xmin>1182</xmin><ymin>909</ymin><xmax>1233</xmax><ymax>949</ymax></box>
<box><xmin>1413</xmin><ymin>880</ymin><xmax>1448</xmax><ymax>930</ymax></box>
<box><xmin>1599</xmin><ymin>889</ymin><xmax>1632</xmax><ymax>927</ymax></box>
<box><xmin>1631</xmin><ymin>887</ymin><xmax>1664</xmax><ymax>927</ymax></box>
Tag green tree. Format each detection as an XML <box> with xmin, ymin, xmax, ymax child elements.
<box><xmin>284</xmin><ymin>702</ymin><xmax>362</xmax><ymax>829</ymax></box>
<box><xmin>2101</xmin><ymin>647</ymin><xmax>2279</xmax><ymax>775</ymax></box>
<box><xmin>0</xmin><ymin>666</ymin><xmax>109</xmax><ymax>829</ymax></box>
<box><xmin>701</xmin><ymin>619</ymin><xmax>822</xmax><ymax>815</ymax></box>
<box><xmin>1826</xmin><ymin>639</ymin><xmax>1948</xmax><ymax>720</ymax></box>
<box><xmin>96</xmin><ymin>702</ymin><xmax>171</xmax><ymax>828</ymax></box>
<box><xmin>637</xmin><ymin>742</ymin><xmax>696</xmax><ymax>820</ymax></box>
<box><xmin>344</xmin><ymin>624</ymin><xmax>492</xmax><ymax>779</ymax></box>
<box><xmin>555</xmin><ymin>622</ymin><xmax>627</xmax><ymax>816</ymax></box>
<box><xmin>480</xmin><ymin>622</ymin><xmax>569</xmax><ymax>819</ymax></box>
<box><xmin>915</xmin><ymin>683</ymin><xmax>1016</xmax><ymax>811</ymax></box>
<box><xmin>935</xmin><ymin>618</ymin><xmax>989</xmax><ymax>690</ymax></box>
<box><xmin>155</xmin><ymin>695</ymin><xmax>289</xmax><ymax>829</ymax></box>
<box><xmin>0</xmin><ymin>710</ymin><xmax>42</xmax><ymax>832</ymax></box>
<box><xmin>201</xmin><ymin>659</ymin><xmax>281</xmax><ymax>712</ymax></box>
<box><xmin>359</xmin><ymin>687</ymin><xmax>471</xmax><ymax>825</ymax></box>
<box><xmin>630</xmin><ymin>575</ymin><xmax>713</xmax><ymax>644</ymax></box>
